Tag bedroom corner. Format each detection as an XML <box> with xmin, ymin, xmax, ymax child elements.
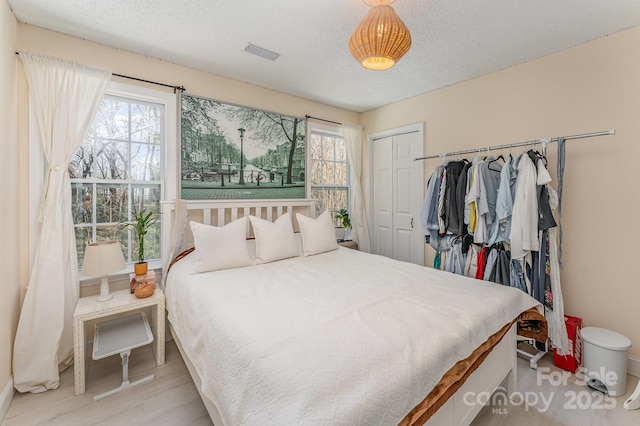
<box><xmin>0</xmin><ymin>0</ymin><xmax>20</xmax><ymax>421</ymax></box>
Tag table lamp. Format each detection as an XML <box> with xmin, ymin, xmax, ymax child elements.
<box><xmin>82</xmin><ymin>241</ymin><xmax>125</xmax><ymax>302</ymax></box>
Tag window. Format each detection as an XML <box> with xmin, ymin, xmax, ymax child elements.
<box><xmin>69</xmin><ymin>92</ymin><xmax>164</xmax><ymax>267</ymax></box>
<box><xmin>309</xmin><ymin>132</ymin><xmax>349</xmax><ymax>221</ymax></box>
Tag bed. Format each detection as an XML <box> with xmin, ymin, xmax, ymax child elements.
<box><xmin>161</xmin><ymin>199</ymin><xmax>544</xmax><ymax>425</ymax></box>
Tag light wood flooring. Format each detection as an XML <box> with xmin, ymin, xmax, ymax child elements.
<box><xmin>3</xmin><ymin>341</ymin><xmax>640</xmax><ymax>425</ymax></box>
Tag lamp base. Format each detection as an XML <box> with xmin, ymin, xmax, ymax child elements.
<box><xmin>96</xmin><ymin>275</ymin><xmax>112</xmax><ymax>302</ymax></box>
<box><xmin>96</xmin><ymin>293</ymin><xmax>113</xmax><ymax>302</ymax></box>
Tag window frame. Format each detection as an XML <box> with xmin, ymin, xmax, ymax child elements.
<box><xmin>308</xmin><ymin>127</ymin><xmax>350</xmax><ymax>222</ymax></box>
<box><xmin>65</xmin><ymin>82</ymin><xmax>176</xmax><ymax>282</ymax></box>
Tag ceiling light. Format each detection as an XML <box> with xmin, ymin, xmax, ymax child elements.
<box><xmin>348</xmin><ymin>0</ymin><xmax>412</xmax><ymax>71</ymax></box>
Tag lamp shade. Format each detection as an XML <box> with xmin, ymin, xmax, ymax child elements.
<box><xmin>349</xmin><ymin>4</ymin><xmax>412</xmax><ymax>71</ymax></box>
<box><xmin>82</xmin><ymin>241</ymin><xmax>125</xmax><ymax>277</ymax></box>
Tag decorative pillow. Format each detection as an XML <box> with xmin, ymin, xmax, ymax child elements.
<box><xmin>249</xmin><ymin>213</ymin><xmax>299</xmax><ymax>264</ymax></box>
<box><xmin>190</xmin><ymin>217</ymin><xmax>252</xmax><ymax>273</ymax></box>
<box><xmin>296</xmin><ymin>210</ymin><xmax>339</xmax><ymax>256</ymax></box>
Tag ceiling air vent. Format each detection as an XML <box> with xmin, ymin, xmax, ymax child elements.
<box><xmin>244</xmin><ymin>44</ymin><xmax>280</xmax><ymax>61</ymax></box>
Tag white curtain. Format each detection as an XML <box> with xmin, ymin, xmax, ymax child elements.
<box><xmin>13</xmin><ymin>52</ymin><xmax>110</xmax><ymax>393</ymax></box>
<box><xmin>161</xmin><ymin>199</ymin><xmax>188</xmax><ymax>288</ymax></box>
<box><xmin>342</xmin><ymin>124</ymin><xmax>371</xmax><ymax>253</ymax></box>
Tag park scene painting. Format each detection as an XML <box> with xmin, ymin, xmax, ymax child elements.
<box><xmin>180</xmin><ymin>94</ymin><xmax>306</xmax><ymax>200</ymax></box>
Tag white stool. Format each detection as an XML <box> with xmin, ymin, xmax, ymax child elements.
<box><xmin>580</xmin><ymin>327</ymin><xmax>631</xmax><ymax>397</ymax></box>
<box><xmin>92</xmin><ymin>312</ymin><xmax>155</xmax><ymax>401</ymax></box>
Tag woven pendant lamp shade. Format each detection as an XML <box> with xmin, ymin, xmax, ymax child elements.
<box><xmin>349</xmin><ymin>4</ymin><xmax>412</xmax><ymax>71</ymax></box>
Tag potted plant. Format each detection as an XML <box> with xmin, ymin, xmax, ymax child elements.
<box><xmin>121</xmin><ymin>209</ymin><xmax>159</xmax><ymax>276</ymax></box>
<box><xmin>333</xmin><ymin>208</ymin><xmax>352</xmax><ymax>241</ymax></box>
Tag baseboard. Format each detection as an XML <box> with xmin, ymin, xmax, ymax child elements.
<box><xmin>0</xmin><ymin>377</ymin><xmax>15</xmax><ymax>423</ymax></box>
<box><xmin>629</xmin><ymin>356</ymin><xmax>640</xmax><ymax>379</ymax></box>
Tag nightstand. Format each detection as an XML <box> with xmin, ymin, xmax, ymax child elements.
<box><xmin>73</xmin><ymin>287</ymin><xmax>165</xmax><ymax>396</ymax></box>
<box><xmin>338</xmin><ymin>240</ymin><xmax>359</xmax><ymax>250</ymax></box>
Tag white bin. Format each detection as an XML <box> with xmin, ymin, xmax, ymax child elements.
<box><xmin>581</xmin><ymin>327</ymin><xmax>632</xmax><ymax>397</ymax></box>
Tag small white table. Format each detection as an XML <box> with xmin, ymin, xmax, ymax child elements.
<box><xmin>73</xmin><ymin>288</ymin><xmax>165</xmax><ymax>396</ymax></box>
<box><xmin>92</xmin><ymin>312</ymin><xmax>155</xmax><ymax>401</ymax></box>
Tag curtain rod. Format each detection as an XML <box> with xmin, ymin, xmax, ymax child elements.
<box><xmin>413</xmin><ymin>129</ymin><xmax>615</xmax><ymax>161</ymax></box>
<box><xmin>304</xmin><ymin>115</ymin><xmax>342</xmax><ymax>126</ymax></box>
<box><xmin>15</xmin><ymin>51</ymin><xmax>186</xmax><ymax>93</ymax></box>
<box><xmin>112</xmin><ymin>73</ymin><xmax>185</xmax><ymax>93</ymax></box>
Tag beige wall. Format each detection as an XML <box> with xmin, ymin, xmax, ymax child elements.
<box><xmin>362</xmin><ymin>27</ymin><xmax>640</xmax><ymax>358</ymax></box>
<box><xmin>16</xmin><ymin>25</ymin><xmax>359</xmax><ymax>128</ymax></box>
<box><xmin>0</xmin><ymin>0</ymin><xmax>20</xmax><ymax>391</ymax></box>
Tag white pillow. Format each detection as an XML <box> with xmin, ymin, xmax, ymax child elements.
<box><xmin>296</xmin><ymin>210</ymin><xmax>339</xmax><ymax>256</ymax></box>
<box><xmin>249</xmin><ymin>213</ymin><xmax>299</xmax><ymax>264</ymax></box>
<box><xmin>190</xmin><ymin>217</ymin><xmax>252</xmax><ymax>273</ymax></box>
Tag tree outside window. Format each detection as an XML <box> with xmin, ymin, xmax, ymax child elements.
<box><xmin>69</xmin><ymin>94</ymin><xmax>163</xmax><ymax>266</ymax></box>
<box><xmin>310</xmin><ymin>132</ymin><xmax>349</xmax><ymax>223</ymax></box>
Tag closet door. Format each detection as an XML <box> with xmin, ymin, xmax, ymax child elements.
<box><xmin>372</xmin><ymin>136</ymin><xmax>393</xmax><ymax>258</ymax></box>
<box><xmin>392</xmin><ymin>132</ymin><xmax>423</xmax><ymax>265</ymax></box>
<box><xmin>371</xmin><ymin>124</ymin><xmax>424</xmax><ymax>265</ymax></box>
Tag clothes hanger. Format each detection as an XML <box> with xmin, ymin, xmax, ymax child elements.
<box><xmin>488</xmin><ymin>155</ymin><xmax>503</xmax><ymax>172</ymax></box>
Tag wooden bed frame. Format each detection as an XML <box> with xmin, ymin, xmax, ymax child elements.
<box><xmin>160</xmin><ymin>199</ymin><xmax>518</xmax><ymax>426</ymax></box>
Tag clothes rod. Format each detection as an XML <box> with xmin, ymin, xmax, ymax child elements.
<box><xmin>413</xmin><ymin>129</ymin><xmax>615</xmax><ymax>161</ymax></box>
<box><xmin>14</xmin><ymin>51</ymin><xmax>185</xmax><ymax>93</ymax></box>
<box><xmin>304</xmin><ymin>115</ymin><xmax>342</xmax><ymax>126</ymax></box>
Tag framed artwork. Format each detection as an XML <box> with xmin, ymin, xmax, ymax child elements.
<box><xmin>180</xmin><ymin>94</ymin><xmax>306</xmax><ymax>200</ymax></box>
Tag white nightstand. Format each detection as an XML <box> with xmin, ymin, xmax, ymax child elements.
<box><xmin>73</xmin><ymin>288</ymin><xmax>165</xmax><ymax>396</ymax></box>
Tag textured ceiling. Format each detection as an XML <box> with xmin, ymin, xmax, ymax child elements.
<box><xmin>7</xmin><ymin>0</ymin><xmax>640</xmax><ymax>112</ymax></box>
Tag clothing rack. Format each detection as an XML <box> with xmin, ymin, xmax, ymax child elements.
<box><xmin>414</xmin><ymin>129</ymin><xmax>615</xmax><ymax>161</ymax></box>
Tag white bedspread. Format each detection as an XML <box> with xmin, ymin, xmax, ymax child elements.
<box><xmin>166</xmin><ymin>247</ymin><xmax>539</xmax><ymax>425</ymax></box>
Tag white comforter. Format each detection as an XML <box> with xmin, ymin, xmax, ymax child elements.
<box><xmin>166</xmin><ymin>247</ymin><xmax>538</xmax><ymax>425</ymax></box>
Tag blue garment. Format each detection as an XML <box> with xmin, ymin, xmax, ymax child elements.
<box><xmin>420</xmin><ymin>165</ymin><xmax>444</xmax><ymax>238</ymax></box>
<box><xmin>420</xmin><ymin>164</ymin><xmax>455</xmax><ymax>251</ymax></box>
<box><xmin>445</xmin><ymin>241</ymin><xmax>465</xmax><ymax>275</ymax></box>
<box><xmin>487</xmin><ymin>155</ymin><xmax>514</xmax><ymax>245</ymax></box>
<box><xmin>557</xmin><ymin>137</ymin><xmax>566</xmax><ymax>267</ymax></box>
<box><xmin>509</xmin><ymin>258</ymin><xmax>528</xmax><ymax>293</ymax></box>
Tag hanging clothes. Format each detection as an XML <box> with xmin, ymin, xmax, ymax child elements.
<box><xmin>487</xmin><ymin>155</ymin><xmax>514</xmax><ymax>245</ymax></box>
<box><xmin>509</xmin><ymin>258</ymin><xmax>528</xmax><ymax>292</ymax></box>
<box><xmin>464</xmin><ymin>244</ymin><xmax>480</xmax><ymax>278</ymax></box>
<box><xmin>546</xmin><ymin>187</ymin><xmax>570</xmax><ymax>355</ymax></box>
<box><xmin>421</xmin><ymin>165</ymin><xmax>443</xmax><ymax>239</ymax></box>
<box><xmin>482</xmin><ymin>247</ymin><xmax>498</xmax><ymax>281</ymax></box>
<box><xmin>475</xmin><ymin>247</ymin><xmax>488</xmax><ymax>280</ymax></box>
<box><xmin>437</xmin><ymin>167</ymin><xmax>448</xmax><ymax>234</ymax></box>
<box><xmin>445</xmin><ymin>240</ymin><xmax>465</xmax><ymax>275</ymax></box>
<box><xmin>534</xmin><ymin>156</ymin><xmax>557</xmax><ymax>231</ymax></box>
<box><xmin>421</xmin><ymin>164</ymin><xmax>455</xmax><ymax>251</ymax></box>
<box><xmin>509</xmin><ymin>152</ymin><xmax>539</xmax><ymax>260</ymax></box>
<box><xmin>422</xmin><ymin>141</ymin><xmax>573</xmax><ymax>357</ymax></box>
<box><xmin>464</xmin><ymin>157</ymin><xmax>482</xmax><ymax>234</ymax></box>
<box><xmin>443</xmin><ymin>161</ymin><xmax>466</xmax><ymax>235</ymax></box>
<box><xmin>476</xmin><ymin>157</ymin><xmax>502</xmax><ymax>245</ymax></box>
<box><xmin>452</xmin><ymin>162</ymin><xmax>472</xmax><ymax>237</ymax></box>
<box><xmin>530</xmin><ymin>230</ymin><xmax>551</xmax><ymax>305</ymax></box>
<box><xmin>491</xmin><ymin>247</ymin><xmax>511</xmax><ymax>286</ymax></box>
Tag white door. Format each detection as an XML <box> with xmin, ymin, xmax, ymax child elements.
<box><xmin>371</xmin><ymin>124</ymin><xmax>424</xmax><ymax>265</ymax></box>
<box><xmin>372</xmin><ymin>136</ymin><xmax>393</xmax><ymax>258</ymax></box>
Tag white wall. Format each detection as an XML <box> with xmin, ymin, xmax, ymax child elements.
<box><xmin>0</xmin><ymin>0</ymin><xmax>20</xmax><ymax>417</ymax></box>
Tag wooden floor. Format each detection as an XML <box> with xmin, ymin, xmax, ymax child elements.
<box><xmin>2</xmin><ymin>340</ymin><xmax>212</xmax><ymax>426</ymax></box>
<box><xmin>3</xmin><ymin>341</ymin><xmax>640</xmax><ymax>425</ymax></box>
